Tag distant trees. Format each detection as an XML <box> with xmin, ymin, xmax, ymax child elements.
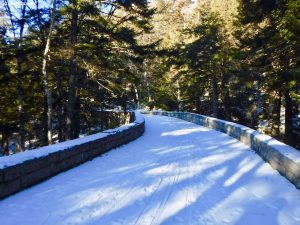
<box><xmin>139</xmin><ymin>0</ymin><xmax>299</xmax><ymax>148</ymax></box>
<box><xmin>0</xmin><ymin>0</ymin><xmax>299</xmax><ymax>152</ymax></box>
<box><xmin>236</xmin><ymin>0</ymin><xmax>300</xmax><ymax>144</ymax></box>
<box><xmin>0</xmin><ymin>0</ymin><xmax>153</xmax><ymax>153</ymax></box>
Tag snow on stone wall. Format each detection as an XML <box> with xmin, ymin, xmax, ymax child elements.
<box><xmin>0</xmin><ymin>111</ymin><xmax>145</xmax><ymax>200</ymax></box>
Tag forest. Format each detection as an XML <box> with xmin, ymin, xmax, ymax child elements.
<box><xmin>0</xmin><ymin>0</ymin><xmax>299</xmax><ymax>154</ymax></box>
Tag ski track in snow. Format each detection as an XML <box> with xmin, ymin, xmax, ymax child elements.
<box><xmin>0</xmin><ymin>115</ymin><xmax>300</xmax><ymax>225</ymax></box>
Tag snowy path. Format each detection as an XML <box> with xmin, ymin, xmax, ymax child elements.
<box><xmin>0</xmin><ymin>115</ymin><xmax>300</xmax><ymax>225</ymax></box>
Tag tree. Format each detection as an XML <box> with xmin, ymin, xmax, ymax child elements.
<box><xmin>42</xmin><ymin>0</ymin><xmax>57</xmax><ymax>144</ymax></box>
<box><xmin>236</xmin><ymin>0</ymin><xmax>300</xmax><ymax>143</ymax></box>
<box><xmin>2</xmin><ymin>0</ymin><xmax>29</xmax><ymax>150</ymax></box>
<box><xmin>0</xmin><ymin>0</ymin><xmax>155</xmax><ymax>152</ymax></box>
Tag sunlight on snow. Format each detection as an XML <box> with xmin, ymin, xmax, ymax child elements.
<box><xmin>152</xmin><ymin>145</ymin><xmax>196</xmax><ymax>155</ymax></box>
<box><xmin>224</xmin><ymin>157</ymin><xmax>260</xmax><ymax>187</ymax></box>
<box><xmin>1</xmin><ymin>115</ymin><xmax>300</xmax><ymax>225</ymax></box>
<box><xmin>161</xmin><ymin>127</ymin><xmax>206</xmax><ymax>136</ymax></box>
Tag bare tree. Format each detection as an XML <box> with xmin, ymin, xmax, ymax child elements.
<box><xmin>42</xmin><ymin>0</ymin><xmax>57</xmax><ymax>144</ymax></box>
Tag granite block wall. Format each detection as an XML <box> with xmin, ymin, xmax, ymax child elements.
<box><xmin>0</xmin><ymin>112</ymin><xmax>145</xmax><ymax>200</ymax></box>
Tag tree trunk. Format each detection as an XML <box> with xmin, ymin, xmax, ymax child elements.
<box><xmin>144</xmin><ymin>71</ymin><xmax>153</xmax><ymax>103</ymax></box>
<box><xmin>42</xmin><ymin>0</ymin><xmax>56</xmax><ymax>144</ymax></box>
<box><xmin>66</xmin><ymin>0</ymin><xmax>79</xmax><ymax>140</ymax></box>
<box><xmin>134</xmin><ymin>85</ymin><xmax>140</xmax><ymax>109</ymax></box>
<box><xmin>1</xmin><ymin>132</ymin><xmax>9</xmax><ymax>155</ymax></box>
<box><xmin>73</xmin><ymin>96</ymin><xmax>80</xmax><ymax>138</ymax></box>
<box><xmin>196</xmin><ymin>96</ymin><xmax>201</xmax><ymax>113</ymax></box>
<box><xmin>211</xmin><ymin>75</ymin><xmax>219</xmax><ymax>118</ymax></box>
<box><xmin>5</xmin><ymin>0</ymin><xmax>28</xmax><ymax>151</ymax></box>
<box><xmin>271</xmin><ymin>90</ymin><xmax>282</xmax><ymax>137</ymax></box>
<box><xmin>16</xmin><ymin>54</ymin><xmax>25</xmax><ymax>150</ymax></box>
<box><xmin>41</xmin><ymin>96</ymin><xmax>48</xmax><ymax>145</ymax></box>
<box><xmin>284</xmin><ymin>89</ymin><xmax>293</xmax><ymax>144</ymax></box>
<box><xmin>66</xmin><ymin>64</ymin><xmax>78</xmax><ymax>139</ymax></box>
<box><xmin>223</xmin><ymin>90</ymin><xmax>231</xmax><ymax>120</ymax></box>
<box><xmin>220</xmin><ymin>72</ymin><xmax>231</xmax><ymax>120</ymax></box>
<box><xmin>176</xmin><ymin>80</ymin><xmax>182</xmax><ymax>111</ymax></box>
<box><xmin>55</xmin><ymin>72</ymin><xmax>64</xmax><ymax>142</ymax></box>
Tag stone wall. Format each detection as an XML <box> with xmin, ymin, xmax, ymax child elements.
<box><xmin>144</xmin><ymin>111</ymin><xmax>300</xmax><ymax>189</ymax></box>
<box><xmin>0</xmin><ymin>112</ymin><xmax>145</xmax><ymax>200</ymax></box>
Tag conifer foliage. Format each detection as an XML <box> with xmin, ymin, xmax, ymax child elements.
<box><xmin>0</xmin><ymin>0</ymin><xmax>153</xmax><ymax>153</ymax></box>
<box><xmin>0</xmin><ymin>0</ymin><xmax>299</xmax><ymax>153</ymax></box>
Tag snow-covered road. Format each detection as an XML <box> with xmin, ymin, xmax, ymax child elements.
<box><xmin>1</xmin><ymin>115</ymin><xmax>300</xmax><ymax>225</ymax></box>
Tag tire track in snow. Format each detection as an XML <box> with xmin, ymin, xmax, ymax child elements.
<box><xmin>133</xmin><ymin>149</ymin><xmax>188</xmax><ymax>225</ymax></box>
<box><xmin>131</xmin><ymin>160</ymin><xmax>177</xmax><ymax>225</ymax></box>
<box><xmin>184</xmin><ymin>154</ymin><xmax>192</xmax><ymax>225</ymax></box>
<box><xmin>2</xmin><ymin>115</ymin><xmax>300</xmax><ymax>225</ymax></box>
<box><xmin>94</xmin><ymin>156</ymin><xmax>174</xmax><ymax>224</ymax></box>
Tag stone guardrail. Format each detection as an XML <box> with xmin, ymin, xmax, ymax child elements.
<box><xmin>143</xmin><ymin>111</ymin><xmax>300</xmax><ymax>189</ymax></box>
<box><xmin>0</xmin><ymin>111</ymin><xmax>145</xmax><ymax>200</ymax></box>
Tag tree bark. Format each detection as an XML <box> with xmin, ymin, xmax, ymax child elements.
<box><xmin>220</xmin><ymin>72</ymin><xmax>231</xmax><ymax>120</ymax></box>
<box><xmin>3</xmin><ymin>0</ymin><xmax>27</xmax><ymax>150</ymax></box>
<box><xmin>42</xmin><ymin>0</ymin><xmax>56</xmax><ymax>144</ymax></box>
<box><xmin>73</xmin><ymin>96</ymin><xmax>81</xmax><ymax>138</ymax></box>
<box><xmin>66</xmin><ymin>0</ymin><xmax>79</xmax><ymax>140</ymax></box>
<box><xmin>55</xmin><ymin>72</ymin><xmax>64</xmax><ymax>142</ymax></box>
<box><xmin>144</xmin><ymin>71</ymin><xmax>153</xmax><ymax>103</ymax></box>
<box><xmin>284</xmin><ymin>89</ymin><xmax>293</xmax><ymax>144</ymax></box>
<box><xmin>41</xmin><ymin>96</ymin><xmax>48</xmax><ymax>145</ymax></box>
<box><xmin>16</xmin><ymin>1</ymin><xmax>27</xmax><ymax>151</ymax></box>
<box><xmin>16</xmin><ymin>53</ymin><xmax>25</xmax><ymax>150</ymax></box>
<box><xmin>211</xmin><ymin>75</ymin><xmax>219</xmax><ymax>118</ymax></box>
<box><xmin>1</xmin><ymin>132</ymin><xmax>9</xmax><ymax>155</ymax></box>
<box><xmin>176</xmin><ymin>80</ymin><xmax>182</xmax><ymax>111</ymax></box>
<box><xmin>134</xmin><ymin>85</ymin><xmax>140</xmax><ymax>109</ymax></box>
<box><xmin>271</xmin><ymin>90</ymin><xmax>282</xmax><ymax>137</ymax></box>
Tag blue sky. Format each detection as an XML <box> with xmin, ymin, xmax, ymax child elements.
<box><xmin>1</xmin><ymin>0</ymin><xmax>51</xmax><ymax>37</ymax></box>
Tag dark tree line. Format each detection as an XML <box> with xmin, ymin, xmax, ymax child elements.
<box><xmin>141</xmin><ymin>0</ymin><xmax>300</xmax><ymax>149</ymax></box>
<box><xmin>0</xmin><ymin>0</ymin><xmax>154</xmax><ymax>154</ymax></box>
<box><xmin>0</xmin><ymin>0</ymin><xmax>299</xmax><ymax>154</ymax></box>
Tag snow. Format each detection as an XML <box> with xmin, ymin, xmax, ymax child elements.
<box><xmin>151</xmin><ymin>111</ymin><xmax>300</xmax><ymax>163</ymax></box>
<box><xmin>0</xmin><ymin>111</ymin><xmax>144</xmax><ymax>169</ymax></box>
<box><xmin>0</xmin><ymin>114</ymin><xmax>300</xmax><ymax>225</ymax></box>
<box><xmin>221</xmin><ymin>118</ymin><xmax>300</xmax><ymax>162</ymax></box>
<box><xmin>254</xmin><ymin>133</ymin><xmax>300</xmax><ymax>163</ymax></box>
<box><xmin>212</xmin><ymin>116</ymin><xmax>300</xmax><ymax>163</ymax></box>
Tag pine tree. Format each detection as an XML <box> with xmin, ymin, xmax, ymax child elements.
<box><xmin>236</xmin><ymin>0</ymin><xmax>299</xmax><ymax>143</ymax></box>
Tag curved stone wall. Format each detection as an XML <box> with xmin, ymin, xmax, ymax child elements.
<box><xmin>144</xmin><ymin>111</ymin><xmax>300</xmax><ymax>189</ymax></box>
<box><xmin>0</xmin><ymin>112</ymin><xmax>145</xmax><ymax>199</ymax></box>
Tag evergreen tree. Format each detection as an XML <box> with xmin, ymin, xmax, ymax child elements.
<box><xmin>236</xmin><ymin>0</ymin><xmax>300</xmax><ymax>143</ymax></box>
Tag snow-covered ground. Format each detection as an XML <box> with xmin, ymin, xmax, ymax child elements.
<box><xmin>0</xmin><ymin>115</ymin><xmax>299</xmax><ymax>225</ymax></box>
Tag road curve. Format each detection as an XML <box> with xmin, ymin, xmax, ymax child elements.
<box><xmin>0</xmin><ymin>115</ymin><xmax>299</xmax><ymax>225</ymax></box>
